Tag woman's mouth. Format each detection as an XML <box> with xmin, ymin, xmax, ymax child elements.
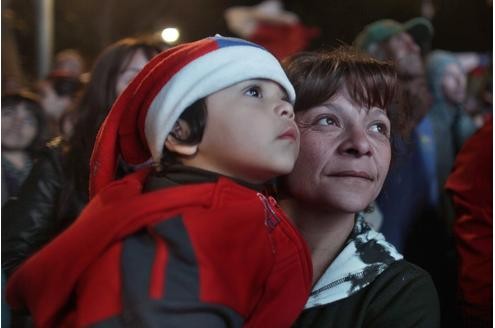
<box><xmin>330</xmin><ymin>171</ymin><xmax>374</xmax><ymax>181</ymax></box>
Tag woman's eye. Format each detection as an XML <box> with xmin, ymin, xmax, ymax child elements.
<box><xmin>316</xmin><ymin>117</ymin><xmax>337</xmax><ymax>126</ymax></box>
<box><xmin>245</xmin><ymin>86</ymin><xmax>262</xmax><ymax>98</ymax></box>
<box><xmin>370</xmin><ymin>122</ymin><xmax>390</xmax><ymax>137</ymax></box>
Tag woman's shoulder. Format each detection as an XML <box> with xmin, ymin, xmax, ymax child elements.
<box><xmin>375</xmin><ymin>259</ymin><xmax>435</xmax><ymax>285</ymax></box>
<box><xmin>369</xmin><ymin>259</ymin><xmax>440</xmax><ymax>303</ymax></box>
<box><xmin>295</xmin><ymin>260</ymin><xmax>440</xmax><ymax>328</ymax></box>
<box><xmin>361</xmin><ymin>259</ymin><xmax>440</xmax><ymax>326</ymax></box>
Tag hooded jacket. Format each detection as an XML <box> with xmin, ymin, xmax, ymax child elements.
<box><xmin>294</xmin><ymin>215</ymin><xmax>441</xmax><ymax>327</ymax></box>
<box><xmin>6</xmin><ymin>167</ymin><xmax>312</xmax><ymax>327</ymax></box>
<box><xmin>426</xmin><ymin>50</ymin><xmax>477</xmax><ymax>226</ymax></box>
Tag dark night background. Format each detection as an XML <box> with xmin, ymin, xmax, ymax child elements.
<box><xmin>2</xmin><ymin>0</ymin><xmax>492</xmax><ymax>83</ymax></box>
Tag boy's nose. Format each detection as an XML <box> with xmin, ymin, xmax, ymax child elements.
<box><xmin>275</xmin><ymin>101</ymin><xmax>295</xmax><ymax>120</ymax></box>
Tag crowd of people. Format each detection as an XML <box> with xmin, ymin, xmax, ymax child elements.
<box><xmin>1</xmin><ymin>1</ymin><xmax>492</xmax><ymax>327</ymax></box>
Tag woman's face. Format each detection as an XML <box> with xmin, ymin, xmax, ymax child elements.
<box><xmin>115</xmin><ymin>49</ymin><xmax>149</xmax><ymax>96</ymax></box>
<box><xmin>285</xmin><ymin>87</ymin><xmax>391</xmax><ymax>213</ymax></box>
<box><xmin>2</xmin><ymin>103</ymin><xmax>38</xmax><ymax>150</ymax></box>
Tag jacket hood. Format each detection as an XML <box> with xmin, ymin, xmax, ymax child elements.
<box><xmin>426</xmin><ymin>50</ymin><xmax>463</xmax><ymax>103</ymax></box>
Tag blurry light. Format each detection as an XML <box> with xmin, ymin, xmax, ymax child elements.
<box><xmin>161</xmin><ymin>27</ymin><xmax>180</xmax><ymax>44</ymax></box>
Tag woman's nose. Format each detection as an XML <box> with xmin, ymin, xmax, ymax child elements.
<box><xmin>275</xmin><ymin>101</ymin><xmax>295</xmax><ymax>120</ymax></box>
<box><xmin>338</xmin><ymin>126</ymin><xmax>372</xmax><ymax>157</ymax></box>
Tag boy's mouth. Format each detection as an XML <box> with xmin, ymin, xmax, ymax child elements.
<box><xmin>278</xmin><ymin>126</ymin><xmax>298</xmax><ymax>141</ymax></box>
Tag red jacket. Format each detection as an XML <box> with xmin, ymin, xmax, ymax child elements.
<box><xmin>7</xmin><ymin>168</ymin><xmax>312</xmax><ymax>327</ymax></box>
<box><xmin>445</xmin><ymin>118</ymin><xmax>492</xmax><ymax>323</ymax></box>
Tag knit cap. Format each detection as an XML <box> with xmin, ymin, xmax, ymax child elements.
<box><xmin>89</xmin><ymin>35</ymin><xmax>295</xmax><ymax>197</ymax></box>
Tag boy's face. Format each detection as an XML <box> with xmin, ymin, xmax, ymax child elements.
<box><xmin>191</xmin><ymin>79</ymin><xmax>299</xmax><ymax>184</ymax></box>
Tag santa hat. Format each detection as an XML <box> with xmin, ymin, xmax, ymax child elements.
<box><xmin>89</xmin><ymin>35</ymin><xmax>295</xmax><ymax>198</ymax></box>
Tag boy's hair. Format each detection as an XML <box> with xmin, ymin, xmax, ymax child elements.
<box><xmin>159</xmin><ymin>98</ymin><xmax>207</xmax><ymax>167</ymax></box>
<box><xmin>89</xmin><ymin>36</ymin><xmax>295</xmax><ymax>197</ymax></box>
<box><xmin>282</xmin><ymin>46</ymin><xmax>411</xmax><ymax>141</ymax></box>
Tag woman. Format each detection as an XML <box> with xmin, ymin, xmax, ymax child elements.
<box><xmin>281</xmin><ymin>47</ymin><xmax>441</xmax><ymax>327</ymax></box>
<box><xmin>2</xmin><ymin>38</ymin><xmax>163</xmax><ymax>275</ymax></box>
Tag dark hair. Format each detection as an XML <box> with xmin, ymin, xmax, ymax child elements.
<box><xmin>282</xmin><ymin>46</ymin><xmax>410</xmax><ymax>143</ymax></box>
<box><xmin>1</xmin><ymin>92</ymin><xmax>46</xmax><ymax>153</ymax></box>
<box><xmin>159</xmin><ymin>98</ymin><xmax>208</xmax><ymax>168</ymax></box>
<box><xmin>57</xmin><ymin>37</ymin><xmax>163</xmax><ymax>227</ymax></box>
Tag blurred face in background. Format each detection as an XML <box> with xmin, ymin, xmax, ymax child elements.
<box><xmin>384</xmin><ymin>32</ymin><xmax>424</xmax><ymax>78</ymax></box>
<box><xmin>115</xmin><ymin>49</ymin><xmax>149</xmax><ymax>96</ymax></box>
<box><xmin>39</xmin><ymin>80</ymin><xmax>71</xmax><ymax>120</ymax></box>
<box><xmin>441</xmin><ymin>63</ymin><xmax>466</xmax><ymax>104</ymax></box>
<box><xmin>2</xmin><ymin>102</ymin><xmax>38</xmax><ymax>150</ymax></box>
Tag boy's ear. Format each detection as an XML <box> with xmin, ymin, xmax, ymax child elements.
<box><xmin>164</xmin><ymin>120</ymin><xmax>198</xmax><ymax>156</ymax></box>
<box><xmin>165</xmin><ymin>136</ymin><xmax>198</xmax><ymax>156</ymax></box>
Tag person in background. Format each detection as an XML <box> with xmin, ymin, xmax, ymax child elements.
<box><xmin>463</xmin><ymin>55</ymin><xmax>492</xmax><ymax>127</ymax></box>
<box><xmin>281</xmin><ymin>47</ymin><xmax>440</xmax><ymax>327</ymax></box>
<box><xmin>1</xmin><ymin>92</ymin><xmax>45</xmax><ymax>204</ymax></box>
<box><xmin>37</xmin><ymin>72</ymin><xmax>84</xmax><ymax>139</ymax></box>
<box><xmin>224</xmin><ymin>0</ymin><xmax>319</xmax><ymax>60</ymax></box>
<box><xmin>354</xmin><ymin>18</ymin><xmax>470</xmax><ymax>327</ymax></box>
<box><xmin>354</xmin><ymin>18</ymin><xmax>437</xmax><ymax>252</ymax></box>
<box><xmin>445</xmin><ymin>118</ymin><xmax>492</xmax><ymax>328</ymax></box>
<box><xmin>2</xmin><ymin>37</ymin><xmax>163</xmax><ymax>276</ymax></box>
<box><xmin>7</xmin><ymin>35</ymin><xmax>311</xmax><ymax>328</ymax></box>
<box><xmin>52</xmin><ymin>49</ymin><xmax>86</xmax><ymax>80</ymax></box>
<box><xmin>425</xmin><ymin>50</ymin><xmax>477</xmax><ymax>228</ymax></box>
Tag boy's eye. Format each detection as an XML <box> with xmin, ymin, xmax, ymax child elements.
<box><xmin>369</xmin><ymin>122</ymin><xmax>390</xmax><ymax>137</ymax></box>
<box><xmin>245</xmin><ymin>86</ymin><xmax>262</xmax><ymax>98</ymax></box>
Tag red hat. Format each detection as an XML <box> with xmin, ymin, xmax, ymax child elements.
<box><xmin>89</xmin><ymin>35</ymin><xmax>295</xmax><ymax>198</ymax></box>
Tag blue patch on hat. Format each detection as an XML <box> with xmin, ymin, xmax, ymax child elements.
<box><xmin>212</xmin><ymin>35</ymin><xmax>265</xmax><ymax>51</ymax></box>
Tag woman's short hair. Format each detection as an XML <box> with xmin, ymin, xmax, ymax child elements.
<box><xmin>282</xmin><ymin>46</ymin><xmax>411</xmax><ymax>141</ymax></box>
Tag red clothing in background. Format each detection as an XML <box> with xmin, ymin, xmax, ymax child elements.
<box><xmin>445</xmin><ymin>118</ymin><xmax>492</xmax><ymax>326</ymax></box>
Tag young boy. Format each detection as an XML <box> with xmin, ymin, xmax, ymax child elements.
<box><xmin>7</xmin><ymin>36</ymin><xmax>312</xmax><ymax>327</ymax></box>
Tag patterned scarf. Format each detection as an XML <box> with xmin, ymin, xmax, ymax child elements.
<box><xmin>305</xmin><ymin>214</ymin><xmax>403</xmax><ymax>308</ymax></box>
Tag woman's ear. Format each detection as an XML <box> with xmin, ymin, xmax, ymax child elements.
<box><xmin>164</xmin><ymin>120</ymin><xmax>198</xmax><ymax>156</ymax></box>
